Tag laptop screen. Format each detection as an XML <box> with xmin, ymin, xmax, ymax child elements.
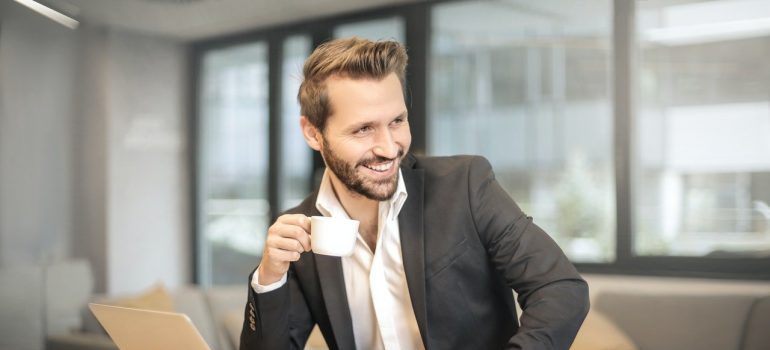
<box><xmin>89</xmin><ymin>303</ymin><xmax>211</xmax><ymax>350</ymax></box>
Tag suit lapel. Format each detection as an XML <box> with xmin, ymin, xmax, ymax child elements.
<box><xmin>399</xmin><ymin>166</ymin><xmax>429</xmax><ymax>348</ymax></box>
<box><xmin>315</xmin><ymin>254</ymin><xmax>356</xmax><ymax>349</ymax></box>
<box><xmin>306</xmin><ymin>205</ymin><xmax>356</xmax><ymax>349</ymax></box>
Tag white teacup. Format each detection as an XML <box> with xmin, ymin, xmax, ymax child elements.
<box><xmin>310</xmin><ymin>216</ymin><xmax>359</xmax><ymax>257</ymax></box>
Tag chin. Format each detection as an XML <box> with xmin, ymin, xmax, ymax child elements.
<box><xmin>360</xmin><ymin>182</ymin><xmax>398</xmax><ymax>201</ymax></box>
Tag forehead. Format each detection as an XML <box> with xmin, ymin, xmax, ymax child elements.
<box><xmin>325</xmin><ymin>73</ymin><xmax>406</xmax><ymax>127</ymax></box>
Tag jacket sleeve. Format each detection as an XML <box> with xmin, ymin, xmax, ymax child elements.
<box><xmin>467</xmin><ymin>156</ymin><xmax>590</xmax><ymax>350</ymax></box>
<box><xmin>240</xmin><ymin>263</ymin><xmax>315</xmax><ymax>350</ymax></box>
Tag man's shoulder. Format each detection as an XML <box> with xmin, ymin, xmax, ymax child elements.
<box><xmin>405</xmin><ymin>153</ymin><xmax>492</xmax><ymax>176</ymax></box>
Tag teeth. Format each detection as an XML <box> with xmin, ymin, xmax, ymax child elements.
<box><xmin>365</xmin><ymin>161</ymin><xmax>393</xmax><ymax>172</ymax></box>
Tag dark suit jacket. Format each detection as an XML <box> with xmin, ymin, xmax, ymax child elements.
<box><xmin>241</xmin><ymin>154</ymin><xmax>589</xmax><ymax>350</ymax></box>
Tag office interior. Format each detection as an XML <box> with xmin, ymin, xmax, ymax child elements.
<box><xmin>1</xmin><ymin>0</ymin><xmax>770</xmax><ymax>349</ymax></box>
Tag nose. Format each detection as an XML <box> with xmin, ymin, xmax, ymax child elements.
<box><xmin>373</xmin><ymin>129</ymin><xmax>399</xmax><ymax>159</ymax></box>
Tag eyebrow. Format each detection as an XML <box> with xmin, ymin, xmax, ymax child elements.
<box><xmin>389</xmin><ymin>111</ymin><xmax>408</xmax><ymax>123</ymax></box>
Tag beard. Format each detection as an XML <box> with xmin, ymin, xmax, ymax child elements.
<box><xmin>321</xmin><ymin>138</ymin><xmax>404</xmax><ymax>201</ymax></box>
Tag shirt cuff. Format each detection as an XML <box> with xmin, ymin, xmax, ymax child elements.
<box><xmin>251</xmin><ymin>265</ymin><xmax>287</xmax><ymax>294</ymax></box>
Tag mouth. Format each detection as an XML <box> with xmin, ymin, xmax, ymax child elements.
<box><xmin>358</xmin><ymin>157</ymin><xmax>400</xmax><ymax>178</ymax></box>
<box><xmin>356</xmin><ymin>149</ymin><xmax>404</xmax><ymax>178</ymax></box>
<box><xmin>362</xmin><ymin>160</ymin><xmax>395</xmax><ymax>173</ymax></box>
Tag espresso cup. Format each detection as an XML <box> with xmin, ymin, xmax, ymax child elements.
<box><xmin>310</xmin><ymin>216</ymin><xmax>359</xmax><ymax>257</ymax></box>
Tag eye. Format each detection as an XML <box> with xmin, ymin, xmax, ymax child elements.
<box><xmin>354</xmin><ymin>125</ymin><xmax>373</xmax><ymax>135</ymax></box>
<box><xmin>391</xmin><ymin>117</ymin><xmax>405</xmax><ymax>126</ymax></box>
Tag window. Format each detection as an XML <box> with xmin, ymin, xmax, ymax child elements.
<box><xmin>429</xmin><ymin>0</ymin><xmax>615</xmax><ymax>262</ymax></box>
<box><xmin>197</xmin><ymin>42</ymin><xmax>269</xmax><ymax>285</ymax></box>
<box><xmin>280</xmin><ymin>35</ymin><xmax>313</xmax><ymax>212</ymax></box>
<box><xmin>634</xmin><ymin>0</ymin><xmax>770</xmax><ymax>258</ymax></box>
<box><xmin>193</xmin><ymin>0</ymin><xmax>770</xmax><ymax>281</ymax></box>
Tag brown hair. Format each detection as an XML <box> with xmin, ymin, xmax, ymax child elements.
<box><xmin>298</xmin><ymin>37</ymin><xmax>408</xmax><ymax>131</ymax></box>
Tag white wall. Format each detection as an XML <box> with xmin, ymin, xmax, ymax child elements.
<box><xmin>104</xmin><ymin>30</ymin><xmax>190</xmax><ymax>294</ymax></box>
<box><xmin>0</xmin><ymin>1</ymin><xmax>78</xmax><ymax>266</ymax></box>
<box><xmin>0</xmin><ymin>1</ymin><xmax>190</xmax><ymax>294</ymax></box>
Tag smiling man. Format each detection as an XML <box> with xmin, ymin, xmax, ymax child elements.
<box><xmin>240</xmin><ymin>37</ymin><xmax>589</xmax><ymax>350</ymax></box>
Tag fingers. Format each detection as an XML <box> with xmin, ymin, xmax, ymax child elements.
<box><xmin>267</xmin><ymin>233</ymin><xmax>308</xmax><ymax>254</ymax></box>
<box><xmin>270</xmin><ymin>215</ymin><xmax>311</xmax><ymax>252</ymax></box>
<box><xmin>265</xmin><ymin>247</ymin><xmax>301</xmax><ymax>262</ymax></box>
<box><xmin>259</xmin><ymin>214</ymin><xmax>312</xmax><ymax>284</ymax></box>
<box><xmin>277</xmin><ymin>214</ymin><xmax>311</xmax><ymax>233</ymax></box>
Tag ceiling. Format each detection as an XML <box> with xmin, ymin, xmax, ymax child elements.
<box><xmin>39</xmin><ymin>0</ymin><xmax>423</xmax><ymax>41</ymax></box>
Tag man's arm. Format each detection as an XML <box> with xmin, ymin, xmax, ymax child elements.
<box><xmin>240</xmin><ymin>264</ymin><xmax>315</xmax><ymax>350</ymax></box>
<box><xmin>240</xmin><ymin>214</ymin><xmax>315</xmax><ymax>349</ymax></box>
<box><xmin>467</xmin><ymin>156</ymin><xmax>590</xmax><ymax>350</ymax></box>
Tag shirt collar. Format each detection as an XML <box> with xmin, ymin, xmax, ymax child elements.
<box><xmin>316</xmin><ymin>168</ymin><xmax>408</xmax><ymax>222</ymax></box>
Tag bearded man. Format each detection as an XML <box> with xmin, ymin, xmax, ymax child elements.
<box><xmin>240</xmin><ymin>37</ymin><xmax>589</xmax><ymax>350</ymax></box>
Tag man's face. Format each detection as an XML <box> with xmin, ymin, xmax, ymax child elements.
<box><xmin>307</xmin><ymin>73</ymin><xmax>411</xmax><ymax>201</ymax></box>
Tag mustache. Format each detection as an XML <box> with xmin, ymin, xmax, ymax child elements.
<box><xmin>357</xmin><ymin>149</ymin><xmax>405</xmax><ymax>168</ymax></box>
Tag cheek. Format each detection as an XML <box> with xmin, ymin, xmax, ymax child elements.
<box><xmin>396</xmin><ymin>126</ymin><xmax>412</xmax><ymax>148</ymax></box>
<box><xmin>335</xmin><ymin>140</ymin><xmax>371</xmax><ymax>163</ymax></box>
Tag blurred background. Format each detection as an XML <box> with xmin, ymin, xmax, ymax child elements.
<box><xmin>2</xmin><ymin>0</ymin><xmax>770</xmax><ymax>349</ymax></box>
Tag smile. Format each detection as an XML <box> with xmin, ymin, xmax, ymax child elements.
<box><xmin>362</xmin><ymin>160</ymin><xmax>394</xmax><ymax>172</ymax></box>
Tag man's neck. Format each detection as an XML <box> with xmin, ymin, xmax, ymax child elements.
<box><xmin>329</xmin><ymin>176</ymin><xmax>380</xmax><ymax>250</ymax></box>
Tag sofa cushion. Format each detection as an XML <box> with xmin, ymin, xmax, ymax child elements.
<box><xmin>82</xmin><ymin>284</ymin><xmax>221</xmax><ymax>350</ymax></box>
<box><xmin>742</xmin><ymin>296</ymin><xmax>770</xmax><ymax>350</ymax></box>
<box><xmin>206</xmin><ymin>286</ymin><xmax>247</xmax><ymax>350</ymax></box>
<box><xmin>223</xmin><ymin>310</ymin><xmax>243</xmax><ymax>349</ymax></box>
<box><xmin>45</xmin><ymin>260</ymin><xmax>94</xmax><ymax>336</ymax></box>
<box><xmin>168</xmin><ymin>287</ymin><xmax>222</xmax><ymax>350</ymax></box>
<box><xmin>82</xmin><ymin>283</ymin><xmax>174</xmax><ymax>336</ymax></box>
<box><xmin>570</xmin><ymin>309</ymin><xmax>637</xmax><ymax>350</ymax></box>
<box><xmin>106</xmin><ymin>284</ymin><xmax>173</xmax><ymax>312</ymax></box>
<box><xmin>594</xmin><ymin>292</ymin><xmax>757</xmax><ymax>350</ymax></box>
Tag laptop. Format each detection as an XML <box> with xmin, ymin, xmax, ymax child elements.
<box><xmin>89</xmin><ymin>303</ymin><xmax>211</xmax><ymax>350</ymax></box>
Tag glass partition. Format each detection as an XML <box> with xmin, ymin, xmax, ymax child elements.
<box><xmin>634</xmin><ymin>0</ymin><xmax>770</xmax><ymax>257</ymax></box>
<box><xmin>280</xmin><ymin>35</ymin><xmax>313</xmax><ymax>212</ymax></box>
<box><xmin>430</xmin><ymin>0</ymin><xmax>615</xmax><ymax>262</ymax></box>
<box><xmin>198</xmin><ymin>42</ymin><xmax>269</xmax><ymax>285</ymax></box>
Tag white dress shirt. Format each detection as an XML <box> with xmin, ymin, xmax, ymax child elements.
<box><xmin>252</xmin><ymin>169</ymin><xmax>424</xmax><ymax>350</ymax></box>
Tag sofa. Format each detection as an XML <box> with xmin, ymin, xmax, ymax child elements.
<box><xmin>578</xmin><ymin>274</ymin><xmax>770</xmax><ymax>350</ymax></box>
<box><xmin>61</xmin><ymin>276</ymin><xmax>770</xmax><ymax>350</ymax></box>
<box><xmin>4</xmin><ymin>260</ymin><xmax>769</xmax><ymax>350</ymax></box>
<box><xmin>588</xmin><ymin>291</ymin><xmax>770</xmax><ymax>350</ymax></box>
<box><xmin>47</xmin><ymin>284</ymin><xmax>329</xmax><ymax>350</ymax></box>
<box><xmin>46</xmin><ymin>284</ymin><xmax>248</xmax><ymax>350</ymax></box>
<box><xmin>0</xmin><ymin>260</ymin><xmax>245</xmax><ymax>350</ymax></box>
<box><xmin>0</xmin><ymin>260</ymin><xmax>94</xmax><ymax>350</ymax></box>
<box><xmin>0</xmin><ymin>259</ymin><xmax>325</xmax><ymax>350</ymax></box>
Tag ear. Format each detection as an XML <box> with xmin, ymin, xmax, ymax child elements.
<box><xmin>300</xmin><ymin>116</ymin><xmax>322</xmax><ymax>151</ymax></box>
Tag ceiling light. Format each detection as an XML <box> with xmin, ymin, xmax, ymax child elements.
<box><xmin>13</xmin><ymin>0</ymin><xmax>79</xmax><ymax>29</ymax></box>
<box><xmin>644</xmin><ymin>17</ymin><xmax>770</xmax><ymax>46</ymax></box>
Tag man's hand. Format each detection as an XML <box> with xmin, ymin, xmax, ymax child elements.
<box><xmin>258</xmin><ymin>214</ymin><xmax>312</xmax><ymax>285</ymax></box>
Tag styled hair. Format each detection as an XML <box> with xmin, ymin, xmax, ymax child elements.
<box><xmin>298</xmin><ymin>37</ymin><xmax>408</xmax><ymax>131</ymax></box>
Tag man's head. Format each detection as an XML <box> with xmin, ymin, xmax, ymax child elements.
<box><xmin>298</xmin><ymin>37</ymin><xmax>408</xmax><ymax>132</ymax></box>
<box><xmin>299</xmin><ymin>37</ymin><xmax>411</xmax><ymax>201</ymax></box>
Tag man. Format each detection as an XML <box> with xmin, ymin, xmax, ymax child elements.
<box><xmin>241</xmin><ymin>37</ymin><xmax>589</xmax><ymax>350</ymax></box>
